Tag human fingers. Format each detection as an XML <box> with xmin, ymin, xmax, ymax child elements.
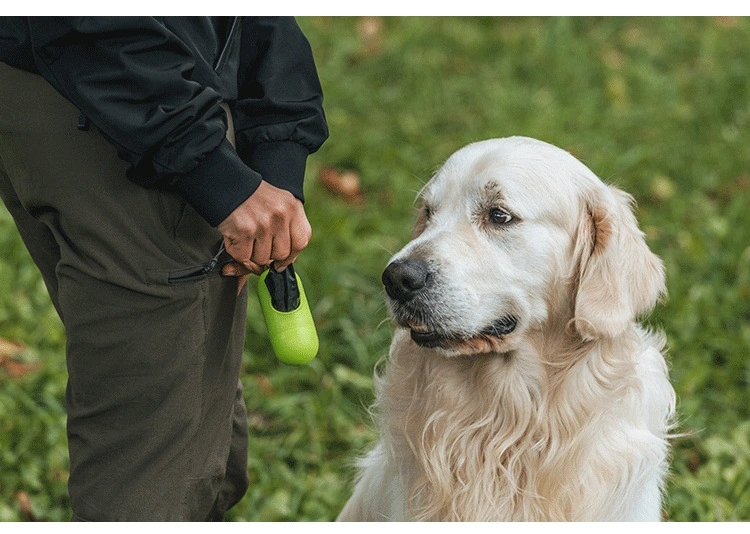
<box><xmin>223</xmin><ymin>235</ymin><xmax>254</xmax><ymax>269</ymax></box>
<box><xmin>270</xmin><ymin>233</ymin><xmax>292</xmax><ymax>270</ymax></box>
<box><xmin>218</xmin><ymin>181</ymin><xmax>308</xmax><ymax>271</ymax></box>
<box><xmin>274</xmin><ymin>210</ymin><xmax>312</xmax><ymax>271</ymax></box>
<box><xmin>222</xmin><ymin>260</ymin><xmax>263</xmax><ymax>277</ymax></box>
<box><xmin>249</xmin><ymin>233</ymin><xmax>273</xmax><ymax>268</ymax></box>
<box><xmin>222</xmin><ymin>262</ymin><xmax>249</xmax><ymax>276</ymax></box>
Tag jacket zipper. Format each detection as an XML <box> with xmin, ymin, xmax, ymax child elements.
<box><xmin>214</xmin><ymin>16</ymin><xmax>240</xmax><ymax>73</ymax></box>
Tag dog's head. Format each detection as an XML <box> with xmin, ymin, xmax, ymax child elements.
<box><xmin>383</xmin><ymin>137</ymin><xmax>665</xmax><ymax>356</ymax></box>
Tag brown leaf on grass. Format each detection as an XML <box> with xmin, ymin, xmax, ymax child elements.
<box><xmin>0</xmin><ymin>338</ymin><xmax>41</xmax><ymax>379</ymax></box>
<box><xmin>716</xmin><ymin>17</ymin><xmax>739</xmax><ymax>29</ymax></box>
<box><xmin>0</xmin><ymin>338</ymin><xmax>26</xmax><ymax>357</ymax></box>
<box><xmin>319</xmin><ymin>167</ymin><xmax>365</xmax><ymax>205</ymax></box>
<box><xmin>17</xmin><ymin>491</ymin><xmax>40</xmax><ymax>521</ymax></box>
<box><xmin>357</xmin><ymin>17</ymin><xmax>383</xmax><ymax>57</ymax></box>
<box><xmin>255</xmin><ymin>374</ymin><xmax>274</xmax><ymax>397</ymax></box>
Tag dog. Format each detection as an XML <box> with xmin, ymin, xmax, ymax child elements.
<box><xmin>337</xmin><ymin>137</ymin><xmax>675</xmax><ymax>521</ymax></box>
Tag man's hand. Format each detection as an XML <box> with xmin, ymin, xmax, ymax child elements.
<box><xmin>218</xmin><ymin>181</ymin><xmax>311</xmax><ymax>292</ymax></box>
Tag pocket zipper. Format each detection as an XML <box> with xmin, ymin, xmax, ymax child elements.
<box><xmin>167</xmin><ymin>243</ymin><xmax>231</xmax><ymax>284</ymax></box>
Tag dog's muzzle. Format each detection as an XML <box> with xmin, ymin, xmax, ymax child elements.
<box><xmin>383</xmin><ymin>258</ymin><xmax>518</xmax><ymax>352</ymax></box>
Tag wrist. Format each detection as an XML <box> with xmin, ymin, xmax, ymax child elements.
<box><xmin>170</xmin><ymin>138</ymin><xmax>262</xmax><ymax>227</ymax></box>
<box><xmin>243</xmin><ymin>141</ymin><xmax>310</xmax><ymax>203</ymax></box>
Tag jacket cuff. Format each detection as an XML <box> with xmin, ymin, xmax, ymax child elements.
<box><xmin>244</xmin><ymin>141</ymin><xmax>310</xmax><ymax>203</ymax></box>
<box><xmin>169</xmin><ymin>138</ymin><xmax>262</xmax><ymax>227</ymax></box>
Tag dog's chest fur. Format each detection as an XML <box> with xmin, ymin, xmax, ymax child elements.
<box><xmin>374</xmin><ymin>329</ymin><xmax>671</xmax><ymax>521</ymax></box>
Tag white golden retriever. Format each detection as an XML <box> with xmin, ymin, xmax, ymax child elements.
<box><xmin>337</xmin><ymin>137</ymin><xmax>675</xmax><ymax>522</ymax></box>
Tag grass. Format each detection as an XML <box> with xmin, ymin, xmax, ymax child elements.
<box><xmin>1</xmin><ymin>17</ymin><xmax>749</xmax><ymax>521</ymax></box>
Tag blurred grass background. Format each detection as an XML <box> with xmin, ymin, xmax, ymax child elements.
<box><xmin>1</xmin><ymin>17</ymin><xmax>749</xmax><ymax>521</ymax></box>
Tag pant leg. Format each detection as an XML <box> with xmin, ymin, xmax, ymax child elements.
<box><xmin>0</xmin><ymin>152</ymin><xmax>64</xmax><ymax>319</ymax></box>
<box><xmin>0</xmin><ymin>62</ymin><xmax>250</xmax><ymax>521</ymax></box>
<box><xmin>207</xmin><ymin>380</ymin><xmax>250</xmax><ymax>521</ymax></box>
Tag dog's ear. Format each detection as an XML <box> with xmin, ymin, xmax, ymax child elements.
<box><xmin>573</xmin><ymin>185</ymin><xmax>665</xmax><ymax>340</ymax></box>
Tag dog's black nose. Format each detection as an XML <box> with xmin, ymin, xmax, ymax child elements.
<box><xmin>382</xmin><ymin>259</ymin><xmax>430</xmax><ymax>302</ymax></box>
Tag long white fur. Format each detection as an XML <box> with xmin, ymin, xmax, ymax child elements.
<box><xmin>337</xmin><ymin>137</ymin><xmax>675</xmax><ymax>521</ymax></box>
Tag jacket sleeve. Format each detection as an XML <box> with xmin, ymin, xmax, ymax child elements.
<box><xmin>26</xmin><ymin>17</ymin><xmax>262</xmax><ymax>227</ymax></box>
<box><xmin>231</xmin><ymin>17</ymin><xmax>329</xmax><ymax>204</ymax></box>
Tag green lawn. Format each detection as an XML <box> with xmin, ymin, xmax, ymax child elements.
<box><xmin>1</xmin><ymin>17</ymin><xmax>749</xmax><ymax>521</ymax></box>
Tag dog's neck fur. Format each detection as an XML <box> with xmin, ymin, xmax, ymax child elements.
<box><xmin>374</xmin><ymin>318</ymin><xmax>666</xmax><ymax>521</ymax></box>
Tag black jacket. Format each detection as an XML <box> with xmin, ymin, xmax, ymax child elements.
<box><xmin>0</xmin><ymin>16</ymin><xmax>328</xmax><ymax>226</ymax></box>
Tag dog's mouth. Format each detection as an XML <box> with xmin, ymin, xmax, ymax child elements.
<box><xmin>405</xmin><ymin>316</ymin><xmax>518</xmax><ymax>352</ymax></box>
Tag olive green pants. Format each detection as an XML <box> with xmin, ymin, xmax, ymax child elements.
<box><xmin>0</xmin><ymin>62</ymin><xmax>250</xmax><ymax>521</ymax></box>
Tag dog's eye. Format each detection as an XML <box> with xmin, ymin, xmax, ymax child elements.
<box><xmin>489</xmin><ymin>208</ymin><xmax>513</xmax><ymax>225</ymax></box>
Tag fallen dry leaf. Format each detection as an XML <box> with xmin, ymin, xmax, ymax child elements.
<box><xmin>0</xmin><ymin>338</ymin><xmax>41</xmax><ymax>379</ymax></box>
<box><xmin>319</xmin><ymin>167</ymin><xmax>365</xmax><ymax>205</ymax></box>
<box><xmin>357</xmin><ymin>17</ymin><xmax>383</xmax><ymax>57</ymax></box>
<box><xmin>2</xmin><ymin>359</ymin><xmax>42</xmax><ymax>379</ymax></box>
<box><xmin>17</xmin><ymin>491</ymin><xmax>37</xmax><ymax>521</ymax></box>
<box><xmin>0</xmin><ymin>338</ymin><xmax>26</xmax><ymax>357</ymax></box>
<box><xmin>255</xmin><ymin>374</ymin><xmax>274</xmax><ymax>397</ymax></box>
<box><xmin>716</xmin><ymin>16</ymin><xmax>739</xmax><ymax>29</ymax></box>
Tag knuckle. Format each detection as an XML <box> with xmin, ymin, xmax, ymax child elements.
<box><xmin>271</xmin><ymin>207</ymin><xmax>289</xmax><ymax>224</ymax></box>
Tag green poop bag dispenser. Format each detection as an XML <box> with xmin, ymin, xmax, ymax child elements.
<box><xmin>257</xmin><ymin>265</ymin><xmax>318</xmax><ymax>365</ymax></box>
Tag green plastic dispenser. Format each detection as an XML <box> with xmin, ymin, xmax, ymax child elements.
<box><xmin>257</xmin><ymin>265</ymin><xmax>318</xmax><ymax>365</ymax></box>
